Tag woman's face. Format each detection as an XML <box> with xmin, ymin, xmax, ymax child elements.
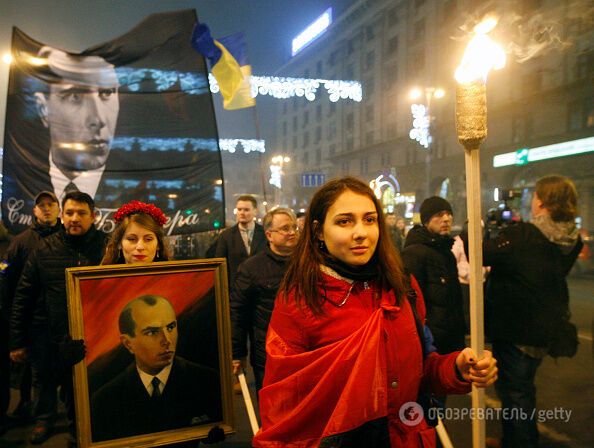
<box><xmin>319</xmin><ymin>190</ymin><xmax>379</xmax><ymax>266</ymax></box>
<box><xmin>121</xmin><ymin>221</ymin><xmax>158</xmax><ymax>264</ymax></box>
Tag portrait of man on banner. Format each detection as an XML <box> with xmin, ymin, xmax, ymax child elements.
<box><xmin>2</xmin><ymin>10</ymin><xmax>224</xmax><ymax>236</ymax></box>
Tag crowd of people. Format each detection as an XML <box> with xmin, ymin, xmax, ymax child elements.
<box><xmin>0</xmin><ymin>173</ymin><xmax>582</xmax><ymax>448</ymax></box>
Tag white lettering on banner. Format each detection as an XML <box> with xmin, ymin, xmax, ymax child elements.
<box><xmin>95</xmin><ymin>208</ymin><xmax>201</xmax><ymax>235</ymax></box>
<box><xmin>4</xmin><ymin>201</ymin><xmax>202</xmax><ymax>235</ymax></box>
<box><xmin>6</xmin><ymin>198</ymin><xmax>33</xmax><ymax>226</ymax></box>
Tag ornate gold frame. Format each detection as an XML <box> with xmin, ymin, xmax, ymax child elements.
<box><xmin>66</xmin><ymin>259</ymin><xmax>233</xmax><ymax>447</ymax></box>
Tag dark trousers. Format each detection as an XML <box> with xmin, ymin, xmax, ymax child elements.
<box><xmin>29</xmin><ymin>329</ymin><xmax>58</xmax><ymax>424</ymax></box>
<box><xmin>493</xmin><ymin>341</ymin><xmax>542</xmax><ymax>448</ymax></box>
<box><xmin>253</xmin><ymin>365</ymin><xmax>265</xmax><ymax>397</ymax></box>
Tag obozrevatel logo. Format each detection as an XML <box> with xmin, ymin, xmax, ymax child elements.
<box><xmin>399</xmin><ymin>402</ymin><xmax>424</xmax><ymax>426</ymax></box>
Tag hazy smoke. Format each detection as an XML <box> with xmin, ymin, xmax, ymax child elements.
<box><xmin>453</xmin><ymin>0</ymin><xmax>594</xmax><ymax>63</ymax></box>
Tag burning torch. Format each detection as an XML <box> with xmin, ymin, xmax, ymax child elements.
<box><xmin>455</xmin><ymin>17</ymin><xmax>506</xmax><ymax>448</ymax></box>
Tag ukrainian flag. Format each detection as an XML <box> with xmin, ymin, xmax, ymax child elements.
<box><xmin>191</xmin><ymin>23</ymin><xmax>255</xmax><ymax>110</ymax></box>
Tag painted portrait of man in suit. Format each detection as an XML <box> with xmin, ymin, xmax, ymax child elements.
<box><xmin>34</xmin><ymin>46</ymin><xmax>120</xmax><ymax>202</ymax></box>
<box><xmin>90</xmin><ymin>295</ymin><xmax>222</xmax><ymax>442</ymax></box>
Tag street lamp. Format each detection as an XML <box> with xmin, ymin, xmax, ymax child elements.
<box><xmin>409</xmin><ymin>86</ymin><xmax>445</xmax><ymax>198</ymax></box>
<box><xmin>269</xmin><ymin>155</ymin><xmax>291</xmax><ymax>206</ymax></box>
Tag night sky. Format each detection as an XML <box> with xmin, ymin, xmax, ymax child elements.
<box><xmin>0</xmin><ymin>0</ymin><xmax>355</xmax><ymax>143</ymax></box>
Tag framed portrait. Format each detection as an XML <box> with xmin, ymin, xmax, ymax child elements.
<box><xmin>66</xmin><ymin>259</ymin><xmax>234</xmax><ymax>447</ymax></box>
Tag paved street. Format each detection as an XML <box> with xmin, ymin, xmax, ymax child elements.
<box><xmin>2</xmin><ymin>275</ymin><xmax>592</xmax><ymax>448</ymax></box>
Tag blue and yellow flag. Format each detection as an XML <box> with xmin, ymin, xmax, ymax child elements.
<box><xmin>191</xmin><ymin>23</ymin><xmax>255</xmax><ymax>110</ymax></box>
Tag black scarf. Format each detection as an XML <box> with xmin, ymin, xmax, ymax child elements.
<box><xmin>322</xmin><ymin>252</ymin><xmax>380</xmax><ymax>282</ymax></box>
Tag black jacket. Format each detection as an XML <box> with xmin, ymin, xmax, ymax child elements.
<box><xmin>10</xmin><ymin>226</ymin><xmax>106</xmax><ymax>348</ymax></box>
<box><xmin>482</xmin><ymin>222</ymin><xmax>582</xmax><ymax>347</ymax></box>
<box><xmin>230</xmin><ymin>245</ymin><xmax>290</xmax><ymax>369</ymax></box>
<box><xmin>215</xmin><ymin>223</ymin><xmax>266</xmax><ymax>286</ymax></box>
<box><xmin>91</xmin><ymin>356</ymin><xmax>221</xmax><ymax>442</ymax></box>
<box><xmin>3</xmin><ymin>220</ymin><xmax>61</xmax><ymax>311</ymax></box>
<box><xmin>401</xmin><ymin>225</ymin><xmax>466</xmax><ymax>354</ymax></box>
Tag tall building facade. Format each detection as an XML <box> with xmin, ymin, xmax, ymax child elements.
<box><xmin>272</xmin><ymin>0</ymin><xmax>593</xmax><ymax>228</ymax></box>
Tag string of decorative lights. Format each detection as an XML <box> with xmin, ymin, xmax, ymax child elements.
<box><xmin>208</xmin><ymin>74</ymin><xmax>362</xmax><ymax>103</ymax></box>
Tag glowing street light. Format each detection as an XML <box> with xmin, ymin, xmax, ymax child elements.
<box><xmin>455</xmin><ymin>16</ymin><xmax>506</xmax><ymax>448</ymax></box>
<box><xmin>2</xmin><ymin>53</ymin><xmax>12</xmax><ymax>65</ymax></box>
<box><xmin>408</xmin><ymin>86</ymin><xmax>446</xmax><ymax>197</ymax></box>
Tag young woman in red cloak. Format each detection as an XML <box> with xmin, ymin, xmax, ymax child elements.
<box><xmin>253</xmin><ymin>177</ymin><xmax>497</xmax><ymax>448</ymax></box>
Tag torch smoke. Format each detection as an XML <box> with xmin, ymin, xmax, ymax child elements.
<box><xmin>456</xmin><ymin>81</ymin><xmax>487</xmax><ymax>149</ymax></box>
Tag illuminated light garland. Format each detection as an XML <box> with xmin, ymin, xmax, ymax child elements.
<box><xmin>409</xmin><ymin>104</ymin><xmax>431</xmax><ymax>149</ymax></box>
<box><xmin>219</xmin><ymin>139</ymin><xmax>266</xmax><ymax>154</ymax></box>
<box><xmin>208</xmin><ymin>74</ymin><xmax>362</xmax><ymax>103</ymax></box>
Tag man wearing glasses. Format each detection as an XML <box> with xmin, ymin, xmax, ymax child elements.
<box><xmin>230</xmin><ymin>208</ymin><xmax>299</xmax><ymax>392</ymax></box>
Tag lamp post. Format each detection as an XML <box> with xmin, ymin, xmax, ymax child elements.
<box><xmin>269</xmin><ymin>155</ymin><xmax>291</xmax><ymax>207</ymax></box>
<box><xmin>455</xmin><ymin>17</ymin><xmax>506</xmax><ymax>448</ymax></box>
<box><xmin>409</xmin><ymin>86</ymin><xmax>445</xmax><ymax>198</ymax></box>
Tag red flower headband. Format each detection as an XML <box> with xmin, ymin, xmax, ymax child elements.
<box><xmin>113</xmin><ymin>200</ymin><xmax>168</xmax><ymax>226</ymax></box>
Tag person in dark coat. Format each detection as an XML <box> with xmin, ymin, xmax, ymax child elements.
<box><xmin>91</xmin><ymin>295</ymin><xmax>221</xmax><ymax>442</ymax></box>
<box><xmin>215</xmin><ymin>195</ymin><xmax>266</xmax><ymax>286</ymax></box>
<box><xmin>401</xmin><ymin>197</ymin><xmax>465</xmax><ymax>355</ymax></box>
<box><xmin>385</xmin><ymin>213</ymin><xmax>404</xmax><ymax>252</ymax></box>
<box><xmin>230</xmin><ymin>208</ymin><xmax>298</xmax><ymax>392</ymax></box>
<box><xmin>9</xmin><ymin>191</ymin><xmax>106</xmax><ymax>445</ymax></box>
<box><xmin>479</xmin><ymin>175</ymin><xmax>582</xmax><ymax>448</ymax></box>
<box><xmin>1</xmin><ymin>191</ymin><xmax>61</xmax><ymax>429</ymax></box>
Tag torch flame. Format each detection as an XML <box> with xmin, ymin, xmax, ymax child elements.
<box><xmin>455</xmin><ymin>17</ymin><xmax>506</xmax><ymax>84</ymax></box>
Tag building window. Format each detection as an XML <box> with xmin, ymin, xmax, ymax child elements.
<box><xmin>304</xmin><ymin>69</ymin><xmax>310</xmax><ymax>78</ymax></box>
<box><xmin>303</xmin><ymin>151</ymin><xmax>309</xmax><ymax>165</ymax></box>
<box><xmin>366</xmin><ymin>105</ymin><xmax>374</xmax><ymax>123</ymax></box>
<box><xmin>387</xmin><ymin>7</ymin><xmax>399</xmax><ymax>25</ymax></box>
<box><xmin>282</xmin><ymin>121</ymin><xmax>287</xmax><ymax>136</ymax></box>
<box><xmin>360</xmin><ymin>157</ymin><xmax>369</xmax><ymax>173</ymax></box>
<box><xmin>365</xmin><ymin>131</ymin><xmax>374</xmax><ymax>145</ymax></box>
<box><xmin>387</xmin><ymin>36</ymin><xmax>399</xmax><ymax>55</ymax></box>
<box><xmin>283</xmin><ymin>102</ymin><xmax>288</xmax><ymax>114</ymax></box>
<box><xmin>576</xmin><ymin>51</ymin><xmax>594</xmax><ymax>79</ymax></box>
<box><xmin>366</xmin><ymin>50</ymin><xmax>375</xmax><ymax>70</ymax></box>
<box><xmin>346</xmin><ymin>65</ymin><xmax>354</xmax><ymax>79</ymax></box>
<box><xmin>522</xmin><ymin>71</ymin><xmax>543</xmax><ymax>94</ymax></box>
<box><xmin>292</xmin><ymin>97</ymin><xmax>298</xmax><ymax>111</ymax></box>
<box><xmin>293</xmin><ymin>116</ymin><xmax>298</xmax><ymax>132</ymax></box>
<box><xmin>409</xmin><ymin>50</ymin><xmax>425</xmax><ymax>75</ymax></box>
<box><xmin>347</xmin><ymin>38</ymin><xmax>355</xmax><ymax>55</ymax></box>
<box><xmin>342</xmin><ymin>160</ymin><xmax>350</xmax><ymax>173</ymax></box>
<box><xmin>303</xmin><ymin>111</ymin><xmax>309</xmax><ymax>127</ymax></box>
<box><xmin>568</xmin><ymin>97</ymin><xmax>594</xmax><ymax>130</ymax></box>
<box><xmin>316</xmin><ymin>60</ymin><xmax>323</xmax><ymax>77</ymax></box>
<box><xmin>328</xmin><ymin>51</ymin><xmax>337</xmax><ymax>67</ymax></box>
<box><xmin>329</xmin><ymin>144</ymin><xmax>336</xmax><ymax>156</ymax></box>
<box><xmin>442</xmin><ymin>0</ymin><xmax>456</xmax><ymax>21</ymax></box>
<box><xmin>315</xmin><ymin>126</ymin><xmax>322</xmax><ymax>143</ymax></box>
<box><xmin>346</xmin><ymin>138</ymin><xmax>354</xmax><ymax>151</ymax></box>
<box><xmin>385</xmin><ymin>63</ymin><xmax>398</xmax><ymax>89</ymax></box>
<box><xmin>303</xmin><ymin>131</ymin><xmax>310</xmax><ymax>148</ymax></box>
<box><xmin>366</xmin><ymin>78</ymin><xmax>375</xmax><ymax>96</ymax></box>
<box><xmin>316</xmin><ymin>104</ymin><xmax>322</xmax><ymax>120</ymax></box>
<box><xmin>414</xmin><ymin>19</ymin><xmax>425</xmax><ymax>41</ymax></box>
<box><xmin>329</xmin><ymin>102</ymin><xmax>337</xmax><ymax>115</ymax></box>
<box><xmin>315</xmin><ymin>148</ymin><xmax>322</xmax><ymax>164</ymax></box>
<box><xmin>346</xmin><ymin>113</ymin><xmax>354</xmax><ymax>131</ymax></box>
<box><xmin>328</xmin><ymin>121</ymin><xmax>337</xmax><ymax>140</ymax></box>
<box><xmin>366</xmin><ymin>25</ymin><xmax>375</xmax><ymax>41</ymax></box>
<box><xmin>292</xmin><ymin>136</ymin><xmax>298</xmax><ymax>150</ymax></box>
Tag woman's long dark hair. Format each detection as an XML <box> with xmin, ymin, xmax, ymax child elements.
<box><xmin>280</xmin><ymin>176</ymin><xmax>406</xmax><ymax>315</ymax></box>
<box><xmin>101</xmin><ymin>213</ymin><xmax>172</xmax><ymax>264</ymax></box>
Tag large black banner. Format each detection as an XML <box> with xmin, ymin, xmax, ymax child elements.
<box><xmin>2</xmin><ymin>10</ymin><xmax>224</xmax><ymax>235</ymax></box>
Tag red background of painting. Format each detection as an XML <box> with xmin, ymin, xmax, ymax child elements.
<box><xmin>80</xmin><ymin>271</ymin><xmax>215</xmax><ymax>364</ymax></box>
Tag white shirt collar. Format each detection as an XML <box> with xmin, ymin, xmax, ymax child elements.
<box><xmin>49</xmin><ymin>154</ymin><xmax>105</xmax><ymax>202</ymax></box>
<box><xmin>136</xmin><ymin>362</ymin><xmax>173</xmax><ymax>396</ymax></box>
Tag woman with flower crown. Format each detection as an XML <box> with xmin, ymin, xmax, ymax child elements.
<box><xmin>102</xmin><ymin>200</ymin><xmax>171</xmax><ymax>264</ymax></box>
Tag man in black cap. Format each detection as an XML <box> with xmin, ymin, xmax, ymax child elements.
<box><xmin>10</xmin><ymin>191</ymin><xmax>106</xmax><ymax>446</ymax></box>
<box><xmin>1</xmin><ymin>191</ymin><xmax>61</xmax><ymax>430</ymax></box>
<box><xmin>401</xmin><ymin>196</ymin><xmax>466</xmax><ymax>354</ymax></box>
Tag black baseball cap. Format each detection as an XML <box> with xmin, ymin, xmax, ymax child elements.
<box><xmin>34</xmin><ymin>191</ymin><xmax>59</xmax><ymax>205</ymax></box>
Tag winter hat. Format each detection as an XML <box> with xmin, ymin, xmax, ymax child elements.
<box><xmin>420</xmin><ymin>196</ymin><xmax>453</xmax><ymax>224</ymax></box>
